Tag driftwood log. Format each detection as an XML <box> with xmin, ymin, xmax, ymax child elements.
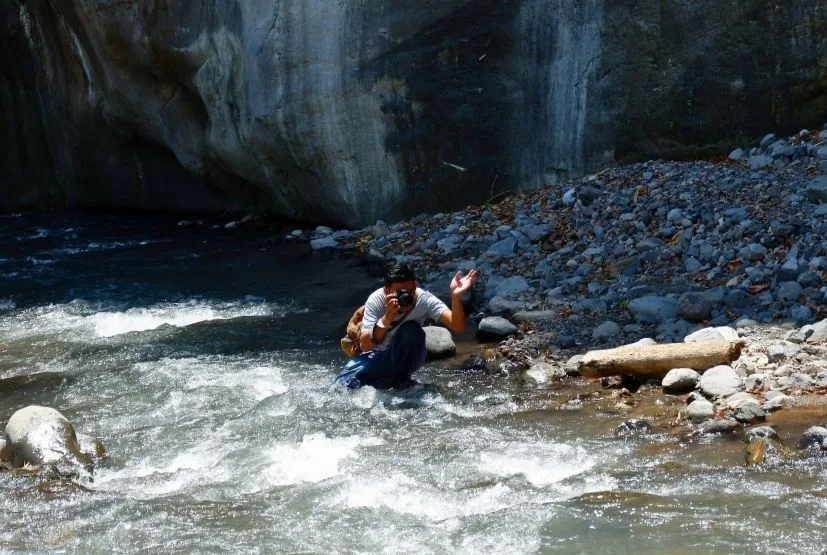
<box><xmin>578</xmin><ymin>340</ymin><xmax>744</xmax><ymax>379</ymax></box>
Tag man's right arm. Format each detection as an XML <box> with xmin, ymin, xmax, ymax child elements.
<box><xmin>359</xmin><ymin>293</ymin><xmax>387</xmax><ymax>352</ymax></box>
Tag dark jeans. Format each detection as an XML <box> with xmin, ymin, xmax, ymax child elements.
<box><xmin>336</xmin><ymin>321</ymin><xmax>427</xmax><ymax>389</ymax></box>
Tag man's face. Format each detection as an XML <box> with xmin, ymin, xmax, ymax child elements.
<box><xmin>384</xmin><ymin>280</ymin><xmax>416</xmax><ymax>314</ymax></box>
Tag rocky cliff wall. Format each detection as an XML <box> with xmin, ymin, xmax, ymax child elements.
<box><xmin>2</xmin><ymin>0</ymin><xmax>825</xmax><ymax>226</ymax></box>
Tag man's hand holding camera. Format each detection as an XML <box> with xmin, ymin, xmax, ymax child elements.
<box><xmin>380</xmin><ymin>289</ymin><xmax>414</xmax><ymax>326</ymax></box>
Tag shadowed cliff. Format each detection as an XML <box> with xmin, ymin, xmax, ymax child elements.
<box><xmin>1</xmin><ymin>0</ymin><xmax>826</xmax><ymax>226</ymax></box>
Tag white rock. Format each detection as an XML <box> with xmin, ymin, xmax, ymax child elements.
<box><xmin>698</xmin><ymin>365</ymin><xmax>743</xmax><ymax>398</ymax></box>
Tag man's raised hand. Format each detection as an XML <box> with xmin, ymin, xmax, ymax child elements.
<box><xmin>450</xmin><ymin>269</ymin><xmax>479</xmax><ymax>296</ymax></box>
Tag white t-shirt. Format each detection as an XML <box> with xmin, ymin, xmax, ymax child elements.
<box><xmin>360</xmin><ymin>287</ymin><xmax>449</xmax><ymax>351</ymax></box>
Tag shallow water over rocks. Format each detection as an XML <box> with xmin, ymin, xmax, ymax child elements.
<box><xmin>1</xmin><ymin>213</ymin><xmax>826</xmax><ymax>553</ymax></box>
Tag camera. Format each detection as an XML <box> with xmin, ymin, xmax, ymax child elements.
<box><xmin>396</xmin><ymin>290</ymin><xmax>414</xmax><ymax>307</ymax></box>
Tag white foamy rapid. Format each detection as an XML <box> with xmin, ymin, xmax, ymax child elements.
<box><xmin>0</xmin><ymin>298</ymin><xmax>295</xmax><ymax>343</ymax></box>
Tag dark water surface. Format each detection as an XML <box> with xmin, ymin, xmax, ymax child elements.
<box><xmin>1</xmin><ymin>213</ymin><xmax>825</xmax><ymax>554</ymax></box>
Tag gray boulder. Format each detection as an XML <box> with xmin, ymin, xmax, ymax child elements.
<box><xmin>731</xmin><ymin>403</ymin><xmax>766</xmax><ymax>425</ymax></box>
<box><xmin>628</xmin><ymin>295</ymin><xmax>678</xmax><ymax>324</ymax></box>
<box><xmin>310</xmin><ymin>237</ymin><xmax>339</xmax><ymax>250</ymax></box>
<box><xmin>677</xmin><ymin>292</ymin><xmax>712</xmax><ymax>322</ymax></box>
<box><xmin>476</xmin><ymin>317</ymin><xmax>519</xmax><ymax>342</ymax></box>
<box><xmin>524</xmin><ymin>362</ymin><xmax>565</xmax><ymax>384</ymax></box>
<box><xmin>767</xmin><ymin>341</ymin><xmax>801</xmax><ymax>363</ymax></box>
<box><xmin>762</xmin><ymin>393</ymin><xmax>791</xmax><ymax>411</ymax></box>
<box><xmin>488</xmin><ymin>296</ymin><xmax>525</xmax><ymax>315</ymax></box>
<box><xmin>798</xmin><ymin>319</ymin><xmax>827</xmax><ymax>344</ymax></box>
<box><xmin>424</xmin><ymin>326</ymin><xmax>456</xmax><ymax>360</ymax></box>
<box><xmin>495</xmin><ymin>276</ymin><xmax>530</xmax><ymax>297</ymax></box>
<box><xmin>592</xmin><ymin>320</ymin><xmax>621</xmax><ymax>339</ymax></box>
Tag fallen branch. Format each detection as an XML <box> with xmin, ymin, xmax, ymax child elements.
<box><xmin>578</xmin><ymin>341</ymin><xmax>744</xmax><ymax>380</ymax></box>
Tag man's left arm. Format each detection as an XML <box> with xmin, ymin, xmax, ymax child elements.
<box><xmin>438</xmin><ymin>293</ymin><xmax>467</xmax><ymax>332</ymax></box>
<box><xmin>437</xmin><ymin>269</ymin><xmax>479</xmax><ymax>333</ymax></box>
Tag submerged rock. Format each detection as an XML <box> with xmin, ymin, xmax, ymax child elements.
<box><xmin>797</xmin><ymin>426</ymin><xmax>827</xmax><ymax>451</ymax></box>
<box><xmin>614</xmin><ymin>419</ymin><xmax>653</xmax><ymax>438</ymax></box>
<box><xmin>744</xmin><ymin>426</ymin><xmax>779</xmax><ymax>442</ymax></box>
<box><xmin>697</xmin><ymin>418</ymin><xmax>740</xmax><ymax>435</ymax></box>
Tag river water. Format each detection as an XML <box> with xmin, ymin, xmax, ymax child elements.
<box><xmin>1</xmin><ymin>212</ymin><xmax>825</xmax><ymax>554</ymax></box>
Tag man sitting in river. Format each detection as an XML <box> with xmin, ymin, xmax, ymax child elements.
<box><xmin>336</xmin><ymin>263</ymin><xmax>479</xmax><ymax>389</ymax></box>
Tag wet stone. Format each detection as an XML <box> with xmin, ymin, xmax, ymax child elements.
<box><xmin>745</xmin><ymin>426</ymin><xmax>779</xmax><ymax>442</ymax></box>
<box><xmin>614</xmin><ymin>419</ymin><xmax>653</xmax><ymax>438</ymax></box>
<box><xmin>687</xmin><ymin>399</ymin><xmax>715</xmax><ymax>422</ymax></box>
<box><xmin>460</xmin><ymin>354</ymin><xmax>489</xmax><ymax>373</ymax></box>
<box><xmin>731</xmin><ymin>402</ymin><xmax>766</xmax><ymax>425</ymax></box>
<box><xmin>698</xmin><ymin>418</ymin><xmax>741</xmax><ymax>435</ymax></box>
<box><xmin>797</xmin><ymin>426</ymin><xmax>827</xmax><ymax>451</ymax></box>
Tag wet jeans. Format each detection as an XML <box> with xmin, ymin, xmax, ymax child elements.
<box><xmin>336</xmin><ymin>321</ymin><xmax>427</xmax><ymax>389</ymax></box>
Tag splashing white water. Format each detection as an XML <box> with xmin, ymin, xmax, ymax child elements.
<box><xmin>0</xmin><ymin>298</ymin><xmax>296</xmax><ymax>342</ymax></box>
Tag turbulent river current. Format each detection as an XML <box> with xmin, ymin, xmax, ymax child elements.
<box><xmin>1</xmin><ymin>213</ymin><xmax>825</xmax><ymax>554</ymax></box>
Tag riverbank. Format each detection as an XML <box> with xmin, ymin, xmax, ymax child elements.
<box><xmin>296</xmin><ymin>126</ymin><xmax>827</xmax><ymax>458</ymax></box>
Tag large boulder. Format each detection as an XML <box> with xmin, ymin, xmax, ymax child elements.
<box><xmin>424</xmin><ymin>325</ymin><xmax>456</xmax><ymax>360</ymax></box>
<box><xmin>4</xmin><ymin>406</ymin><xmax>96</xmax><ymax>478</ymax></box>
<box><xmin>4</xmin><ymin>1</ymin><xmax>826</xmax><ymax>225</ymax></box>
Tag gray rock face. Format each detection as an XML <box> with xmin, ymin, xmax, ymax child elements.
<box><xmin>4</xmin><ymin>1</ymin><xmax>827</xmax><ymax>225</ymax></box>
<box><xmin>424</xmin><ymin>326</ymin><xmax>456</xmax><ymax>360</ymax></box>
<box><xmin>4</xmin><ymin>406</ymin><xmax>93</xmax><ymax>477</ymax></box>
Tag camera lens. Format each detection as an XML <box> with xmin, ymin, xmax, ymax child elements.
<box><xmin>397</xmin><ymin>290</ymin><xmax>414</xmax><ymax>307</ymax></box>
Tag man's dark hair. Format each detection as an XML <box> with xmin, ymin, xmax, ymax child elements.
<box><xmin>384</xmin><ymin>263</ymin><xmax>416</xmax><ymax>285</ymax></box>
